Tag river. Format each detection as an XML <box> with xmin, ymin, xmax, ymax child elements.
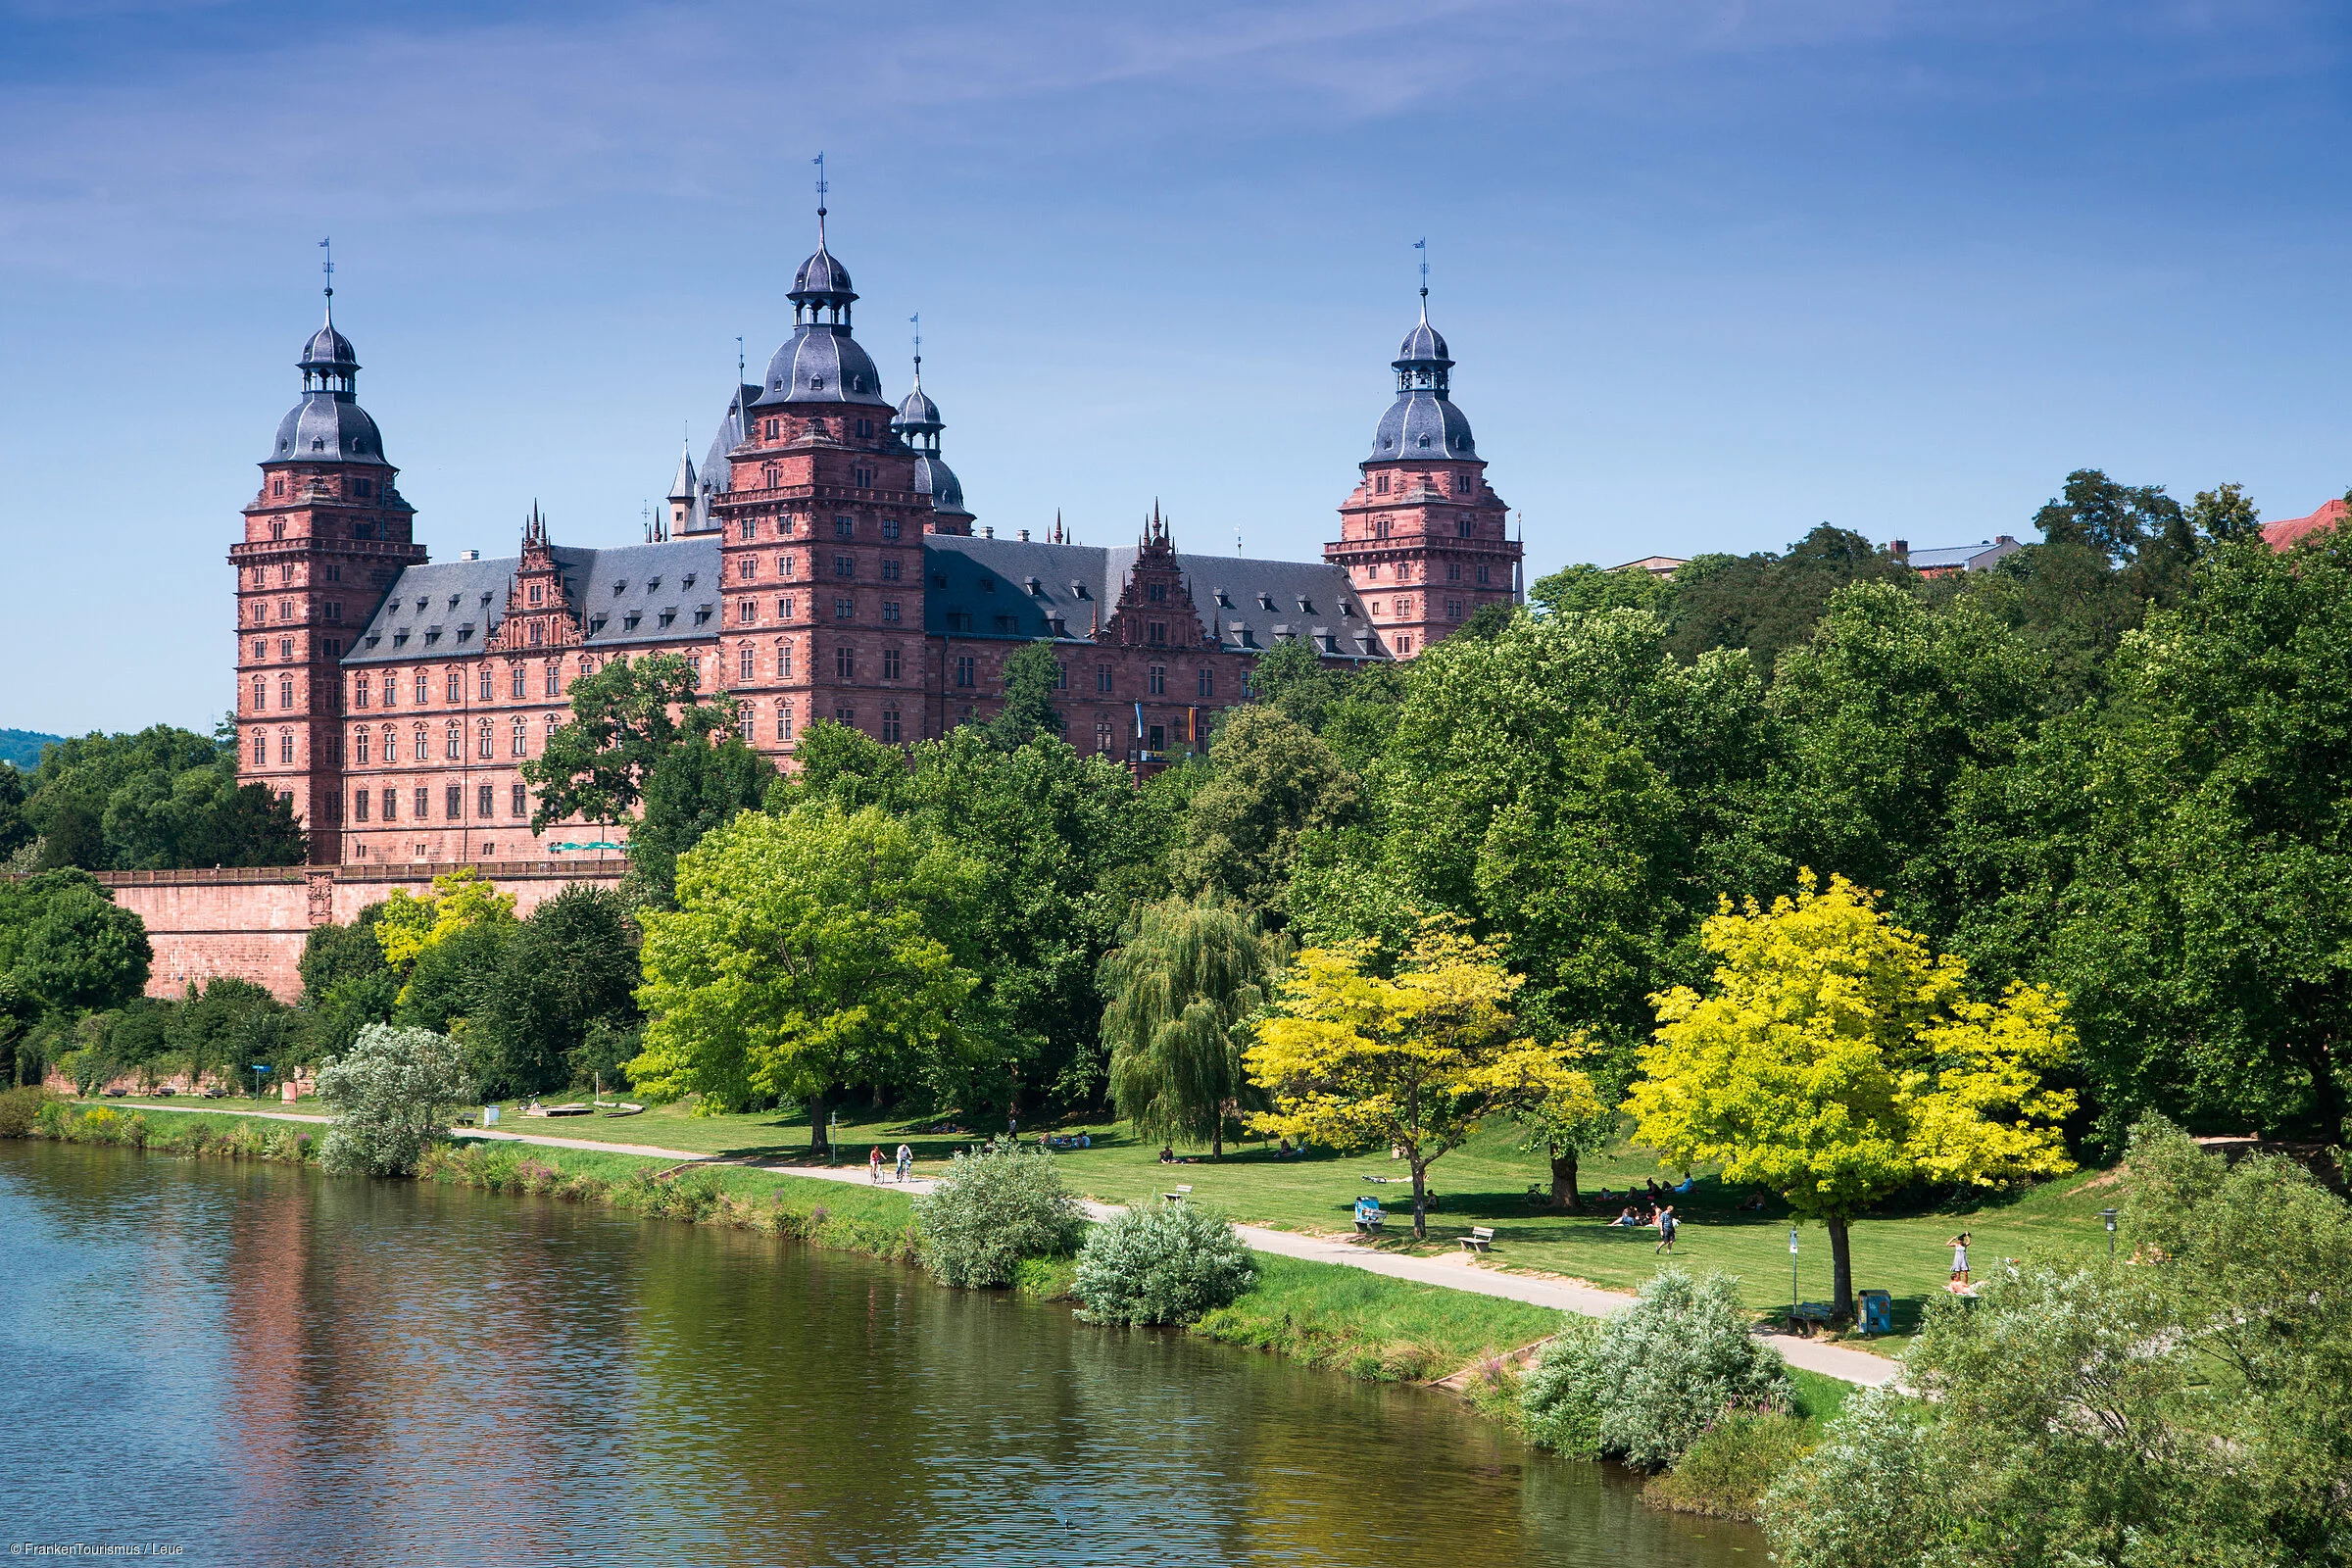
<box><xmin>0</xmin><ymin>1142</ymin><xmax>1759</xmax><ymax>1566</ymax></box>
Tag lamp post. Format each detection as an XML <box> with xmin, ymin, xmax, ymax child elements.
<box><xmin>2099</xmin><ymin>1207</ymin><xmax>2118</xmax><ymax>1260</ymax></box>
<box><xmin>1789</xmin><ymin>1228</ymin><xmax>1800</xmax><ymax>1324</ymax></box>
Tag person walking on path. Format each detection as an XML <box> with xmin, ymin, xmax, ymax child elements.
<box><xmin>1654</xmin><ymin>1205</ymin><xmax>1678</xmax><ymax>1254</ymax></box>
<box><xmin>868</xmin><ymin>1146</ymin><xmax>884</xmax><ymax>1184</ymax></box>
<box><xmin>1948</xmin><ymin>1232</ymin><xmax>1972</xmax><ymax>1288</ymax></box>
<box><xmin>895</xmin><ymin>1143</ymin><xmax>913</xmax><ymax>1183</ymax></box>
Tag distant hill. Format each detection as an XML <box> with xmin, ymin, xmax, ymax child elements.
<box><xmin>0</xmin><ymin>729</ymin><xmax>63</xmax><ymax>770</ymax></box>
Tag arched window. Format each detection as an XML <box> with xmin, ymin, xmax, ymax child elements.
<box><xmin>412</xmin><ymin>724</ymin><xmax>428</xmax><ymax>761</ymax></box>
<box><xmin>511</xmin><ymin>718</ymin><xmax>526</xmax><ymax>757</ymax></box>
<box><xmin>278</xmin><ymin>730</ymin><xmax>295</xmax><ymax>764</ymax></box>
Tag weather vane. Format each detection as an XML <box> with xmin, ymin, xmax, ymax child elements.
<box><xmin>1414</xmin><ymin>237</ymin><xmax>1428</xmax><ymax>304</ymax></box>
<box><xmin>813</xmin><ymin>151</ymin><xmax>828</xmax><ymax>241</ymax></box>
<box><xmin>318</xmin><ymin>236</ymin><xmax>334</xmax><ymax>317</ymax></box>
<box><xmin>909</xmin><ymin>313</ymin><xmax>921</xmax><ymax>379</ymax></box>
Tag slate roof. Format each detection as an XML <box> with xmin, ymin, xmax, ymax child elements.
<box><xmin>342</xmin><ymin>538</ymin><xmax>724</xmax><ymax>665</ymax></box>
<box><xmin>1904</xmin><ymin>537</ymin><xmax>2024</xmax><ymax>572</ymax></box>
<box><xmin>919</xmin><ymin>535</ymin><xmax>1388</xmax><ymax>660</ymax></box>
<box><xmin>269</xmin><ymin>393</ymin><xmax>388</xmax><ymax>465</ymax></box>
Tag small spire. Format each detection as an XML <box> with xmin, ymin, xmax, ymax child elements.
<box><xmin>812</xmin><ymin>151</ymin><xmax>829</xmax><ymax>246</ymax></box>
<box><xmin>318</xmin><ymin>236</ymin><xmax>335</xmax><ymax>322</ymax></box>
<box><xmin>1414</xmin><ymin>237</ymin><xmax>1428</xmax><ymax>321</ymax></box>
<box><xmin>909</xmin><ymin>313</ymin><xmax>921</xmax><ymax>385</ymax></box>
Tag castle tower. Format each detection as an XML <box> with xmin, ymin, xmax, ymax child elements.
<box><xmin>711</xmin><ymin>194</ymin><xmax>930</xmax><ymax>757</ymax></box>
<box><xmin>893</xmin><ymin>337</ymin><xmax>974</xmax><ymax>535</ymax></box>
<box><xmin>1325</xmin><ymin>284</ymin><xmax>1515</xmax><ymax>657</ymax></box>
<box><xmin>235</xmin><ymin>290</ymin><xmax>422</xmax><ymax>863</ymax></box>
<box><xmin>664</xmin><ymin>443</ymin><xmax>697</xmax><ymax>539</ymax></box>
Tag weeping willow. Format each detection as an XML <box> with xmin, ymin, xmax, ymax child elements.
<box><xmin>1099</xmin><ymin>898</ymin><xmax>1285</xmax><ymax>1156</ymax></box>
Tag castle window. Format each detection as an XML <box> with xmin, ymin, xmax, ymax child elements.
<box><xmin>354</xmin><ymin>790</ymin><xmax>369</xmax><ymax>821</ymax></box>
<box><xmin>1054</xmin><ymin>661</ymin><xmax>1068</xmax><ymax>691</ymax></box>
<box><xmin>739</xmin><ymin>600</ymin><xmax>757</xmax><ymax>624</ymax></box>
<box><xmin>740</xmin><ymin>646</ymin><xmax>755</xmax><ymax>680</ymax></box>
<box><xmin>445</xmin><ymin>722</ymin><xmax>461</xmax><ymax>760</ymax></box>
<box><xmin>528</xmin><ymin>621</ymin><xmax>544</xmax><ymax>647</ymax></box>
<box><xmin>1456</xmin><ymin>518</ymin><xmax>1472</xmax><ymax>538</ymax></box>
<box><xmin>545</xmin><ymin>712</ymin><xmax>560</xmax><ymax>742</ymax></box>
<box><xmin>1198</xmin><ymin>667</ymin><xmax>1213</xmax><ymax>699</ymax></box>
<box><xmin>1097</xmin><ymin>664</ymin><xmax>1112</xmax><ymax>694</ymax></box>
<box><xmin>1149</xmin><ymin>665</ymin><xmax>1166</xmax><ymax>696</ymax></box>
<box><xmin>444</xmin><ymin>669</ymin><xmax>460</xmax><ymax>702</ymax></box>
<box><xmin>354</xmin><ymin>674</ymin><xmax>369</xmax><ymax>709</ymax></box>
<box><xmin>774</xmin><ymin>701</ymin><xmax>794</xmax><ymax>742</ymax></box>
<box><xmin>881</xmin><ymin>601</ymin><xmax>900</xmax><ymax>622</ymax></box>
<box><xmin>994</xmin><ymin>614</ymin><xmax>1018</xmax><ymax>634</ymax></box>
<box><xmin>687</xmin><ymin>655</ymin><xmax>703</xmax><ymax>684</ymax></box>
<box><xmin>763</xmin><ymin>419</ymin><xmax>778</xmax><ymax>440</ymax></box>
<box><xmin>413</xmin><ymin>670</ymin><xmax>428</xmax><ymax>704</ymax></box>
<box><xmin>856</xmin><ymin>418</ymin><xmax>874</xmax><ymax>439</ymax></box>
<box><xmin>1148</xmin><ymin>583</ymin><xmax>1166</xmax><ymax>603</ymax></box>
<box><xmin>778</xmin><ymin>639</ymin><xmax>794</xmax><ymax>678</ymax></box>
<box><xmin>782</xmin><ymin>554</ymin><xmax>798</xmax><ymax>579</ymax></box>
<box><xmin>882</xmin><ymin>647</ymin><xmax>901</xmax><ymax>680</ymax></box>
<box><xmin>1447</xmin><ymin>599</ymin><xmax>1463</xmax><ymax>620</ymax></box>
<box><xmin>1454</xmin><ymin>473</ymin><xmax>1472</xmax><ymax>495</ymax></box>
<box><xmin>1447</xmin><ymin>564</ymin><xmax>1462</xmax><ymax>582</ymax></box>
<box><xmin>835</xmin><ymin>516</ymin><xmax>855</xmax><ymax>538</ymax></box>
<box><xmin>809</xmin><ymin>376</ymin><xmax>825</xmax><ymax>392</ymax></box>
<box><xmin>356</xmin><ymin>479</ymin><xmax>372</xmax><ymax>499</ymax></box>
<box><xmin>740</xmin><ymin>709</ymin><xmax>756</xmax><ymax>742</ymax></box>
<box><xmin>477</xmin><ymin>721</ymin><xmax>492</xmax><ymax>759</ymax></box>
<box><xmin>415</xmin><ymin>786</ymin><xmax>429</xmax><ymax>819</ymax></box>
<box><xmin>833</xmin><ymin>555</ymin><xmax>854</xmax><ymax>578</ymax></box>
<box><xmin>880</xmin><ymin>707</ymin><xmax>901</xmax><ymax>743</ymax></box>
<box><xmin>1148</xmin><ymin>621</ymin><xmax>1167</xmax><ymax>645</ymax></box>
<box><xmin>955</xmin><ymin>656</ymin><xmax>974</xmax><ymax>688</ymax></box>
<box><xmin>511</xmin><ymin>718</ymin><xmax>526</xmax><ymax>757</ymax></box>
<box><xmin>251</xmin><ymin>730</ymin><xmax>266</xmax><ymax>765</ymax></box>
<box><xmin>511</xmin><ymin>783</ymin><xmax>526</xmax><ymax>816</ymax></box>
<box><xmin>278</xmin><ymin>677</ymin><xmax>293</xmax><ymax>709</ymax></box>
<box><xmin>882</xmin><ymin>559</ymin><xmax>902</xmax><ymax>581</ymax></box>
<box><xmin>446</xmin><ymin>785</ymin><xmax>462</xmax><ymax>820</ymax></box>
<box><xmin>510</xmin><ymin>665</ymin><xmax>525</xmax><ymax>700</ymax></box>
<box><xmin>478</xmin><ymin>668</ymin><xmax>493</xmax><ymax>702</ymax></box>
<box><xmin>1477</xmin><ymin>565</ymin><xmax>1492</xmax><ymax>584</ymax></box>
<box><xmin>412</xmin><ymin>725</ymin><xmax>428</xmax><ymax>761</ymax></box>
<box><xmin>544</xmin><ymin>664</ymin><xmax>560</xmax><ymax>698</ymax></box>
<box><xmin>738</xmin><ymin>558</ymin><xmax>756</xmax><ymax>581</ymax></box>
<box><xmin>271</xmin><ymin>519</ymin><xmax>286</xmax><ymax>539</ymax></box>
<box><xmin>1375</xmin><ymin>474</ymin><xmax>1391</xmax><ymax>495</ymax></box>
<box><xmin>528</xmin><ymin>584</ymin><xmax>543</xmax><ymax>606</ymax></box>
<box><xmin>834</xmin><ymin>598</ymin><xmax>854</xmax><ymax>620</ymax></box>
<box><xmin>271</xmin><ymin>478</ymin><xmax>286</xmax><ymax>498</ymax></box>
<box><xmin>1094</xmin><ymin>719</ymin><xmax>1112</xmax><ymax>754</ymax></box>
<box><xmin>477</xmin><ymin>784</ymin><xmax>494</xmax><ymax>818</ymax></box>
<box><xmin>381</xmin><ymin>787</ymin><xmax>396</xmax><ymax>821</ymax></box>
<box><xmin>779</xmin><ymin>596</ymin><xmax>796</xmax><ymax>621</ymax></box>
<box><xmin>834</xmin><ymin>707</ymin><xmax>855</xmax><ymax>726</ymax></box>
<box><xmin>836</xmin><ymin>647</ymin><xmax>857</xmax><ymax>679</ymax></box>
<box><xmin>354</xmin><ymin>729</ymin><xmax>370</xmax><ymax>764</ymax></box>
<box><xmin>741</xmin><ymin>518</ymin><xmax>757</xmax><ymax>541</ymax></box>
<box><xmin>881</xmin><ymin>517</ymin><xmax>901</xmax><ymax>540</ymax></box>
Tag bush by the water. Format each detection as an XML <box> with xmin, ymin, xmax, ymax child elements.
<box><xmin>911</xmin><ymin>1135</ymin><xmax>1086</xmax><ymax>1287</ymax></box>
<box><xmin>1642</xmin><ymin>1409</ymin><xmax>1815</xmax><ymax>1519</ymax></box>
<box><xmin>315</xmin><ymin>1023</ymin><xmax>473</xmax><ymax>1176</ymax></box>
<box><xmin>1073</xmin><ymin>1199</ymin><xmax>1255</xmax><ymax>1325</ymax></box>
<box><xmin>0</xmin><ymin>1085</ymin><xmax>46</xmax><ymax>1138</ymax></box>
<box><xmin>1520</xmin><ymin>1268</ymin><xmax>1793</xmax><ymax>1471</ymax></box>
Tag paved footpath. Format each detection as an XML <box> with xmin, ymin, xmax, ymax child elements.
<box><xmin>103</xmin><ymin>1101</ymin><xmax>1901</xmax><ymax>1387</ymax></box>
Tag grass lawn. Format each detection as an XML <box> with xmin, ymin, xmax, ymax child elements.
<box><xmin>96</xmin><ymin>1091</ymin><xmax>2124</xmax><ymax>1340</ymax></box>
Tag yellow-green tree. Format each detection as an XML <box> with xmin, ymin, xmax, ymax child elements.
<box><xmin>1627</xmin><ymin>871</ymin><xmax>2076</xmax><ymax>1318</ymax></box>
<box><xmin>372</xmin><ymin>867</ymin><xmax>516</xmax><ymax>1004</ymax></box>
<box><xmin>1246</xmin><ymin>919</ymin><xmax>1597</xmax><ymax>1239</ymax></box>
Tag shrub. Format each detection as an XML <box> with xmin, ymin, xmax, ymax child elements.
<box><xmin>911</xmin><ymin>1135</ymin><xmax>1085</xmax><ymax>1288</ymax></box>
<box><xmin>0</xmin><ymin>1085</ymin><xmax>47</xmax><ymax>1138</ymax></box>
<box><xmin>315</xmin><ymin>1023</ymin><xmax>474</xmax><ymax>1177</ymax></box>
<box><xmin>1592</xmin><ymin>1268</ymin><xmax>1793</xmax><ymax>1470</ymax></box>
<box><xmin>1644</xmin><ymin>1410</ymin><xmax>1814</xmax><ymax>1519</ymax></box>
<box><xmin>1520</xmin><ymin>1315</ymin><xmax>1608</xmax><ymax>1457</ymax></box>
<box><xmin>1761</xmin><ymin>1385</ymin><xmax>1937</xmax><ymax>1568</ymax></box>
<box><xmin>1073</xmin><ymin>1200</ymin><xmax>1255</xmax><ymax>1326</ymax></box>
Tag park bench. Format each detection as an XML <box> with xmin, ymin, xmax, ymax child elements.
<box><xmin>1460</xmin><ymin>1226</ymin><xmax>1496</xmax><ymax>1254</ymax></box>
<box><xmin>1788</xmin><ymin>1301</ymin><xmax>1837</xmax><ymax>1336</ymax></box>
<box><xmin>1161</xmin><ymin>1184</ymin><xmax>1193</xmax><ymax>1203</ymax></box>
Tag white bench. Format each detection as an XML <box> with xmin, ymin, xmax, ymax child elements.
<box><xmin>1460</xmin><ymin>1226</ymin><xmax>1496</xmax><ymax>1254</ymax></box>
<box><xmin>1161</xmin><ymin>1184</ymin><xmax>1193</xmax><ymax>1202</ymax></box>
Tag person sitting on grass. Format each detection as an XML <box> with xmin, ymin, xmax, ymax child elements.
<box><xmin>1608</xmin><ymin>1206</ymin><xmax>1640</xmax><ymax>1227</ymax></box>
<box><xmin>1157</xmin><ymin>1146</ymin><xmax>1176</xmax><ymax>1164</ymax></box>
<box><xmin>1740</xmin><ymin>1190</ymin><xmax>1770</xmax><ymax>1211</ymax></box>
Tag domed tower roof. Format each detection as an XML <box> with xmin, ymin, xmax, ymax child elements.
<box><xmin>1366</xmin><ymin>291</ymin><xmax>1475</xmax><ymax>464</ymax></box>
<box><xmin>895</xmin><ymin>381</ymin><xmax>942</xmax><ymax>435</ymax></box>
<box><xmin>911</xmin><ymin>453</ymin><xmax>967</xmax><ymax>518</ymax></box>
<box><xmin>264</xmin><ymin>296</ymin><xmax>388</xmax><ymax>466</ymax></box>
<box><xmin>753</xmin><ymin>194</ymin><xmax>890</xmax><ymax>410</ymax></box>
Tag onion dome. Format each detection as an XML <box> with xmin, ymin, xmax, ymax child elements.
<box><xmin>912</xmin><ymin>453</ymin><xmax>966</xmax><ymax>517</ymax></box>
<box><xmin>265</xmin><ymin>305</ymin><xmax>387</xmax><ymax>464</ymax></box>
<box><xmin>754</xmin><ymin>206</ymin><xmax>889</xmax><ymax>409</ymax></box>
<box><xmin>792</xmin><ymin>245</ymin><xmax>855</xmax><ymax>301</ymax></box>
<box><xmin>895</xmin><ymin>382</ymin><xmax>942</xmax><ymax>436</ymax></box>
<box><xmin>1367</xmin><ymin>299</ymin><xmax>1475</xmax><ymax>462</ymax></box>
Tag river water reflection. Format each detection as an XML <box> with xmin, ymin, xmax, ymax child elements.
<box><xmin>1</xmin><ymin>1142</ymin><xmax>1759</xmax><ymax>1566</ymax></box>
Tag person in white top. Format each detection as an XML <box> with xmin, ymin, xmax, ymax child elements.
<box><xmin>895</xmin><ymin>1144</ymin><xmax>913</xmax><ymax>1183</ymax></box>
<box><xmin>1948</xmin><ymin>1232</ymin><xmax>1973</xmax><ymax>1286</ymax></box>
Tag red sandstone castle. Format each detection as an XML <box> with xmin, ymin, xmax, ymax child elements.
<box><xmin>232</xmin><ymin>212</ymin><xmax>1521</xmax><ymax>866</ymax></box>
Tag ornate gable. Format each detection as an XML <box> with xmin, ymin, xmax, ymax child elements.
<box><xmin>486</xmin><ymin>506</ymin><xmax>582</xmax><ymax>654</ymax></box>
<box><xmin>1100</xmin><ymin>506</ymin><xmax>1206</xmax><ymax>651</ymax></box>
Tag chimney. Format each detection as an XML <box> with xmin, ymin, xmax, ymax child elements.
<box><xmin>460</xmin><ymin>550</ymin><xmax>480</xmax><ymax>562</ymax></box>
<box><xmin>982</xmin><ymin>525</ymin><xmax>995</xmax><ymax>538</ymax></box>
<box><xmin>1888</xmin><ymin>539</ymin><xmax>1910</xmax><ymax>558</ymax></box>
<box><xmin>1995</xmin><ymin>534</ymin><xmax>2016</xmax><ymax>546</ymax></box>
<box><xmin>1019</xmin><ymin>528</ymin><xmax>1031</xmax><ymax>541</ymax></box>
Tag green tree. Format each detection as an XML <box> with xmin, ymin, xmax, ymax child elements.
<box><xmin>0</xmin><ymin>870</ymin><xmax>151</xmax><ymax>1016</ymax></box>
<box><xmin>317</xmin><ymin>1023</ymin><xmax>475</xmax><ymax>1176</ymax></box>
<box><xmin>630</xmin><ymin>804</ymin><xmax>995</xmax><ymax>1137</ymax></box>
<box><xmin>1171</xmin><ymin>706</ymin><xmax>1358</xmax><ymax>912</ymax></box>
<box><xmin>624</xmin><ymin>733</ymin><xmax>775</xmax><ymax>906</ymax></box>
<box><xmin>1627</xmin><ymin>872</ymin><xmax>2077</xmax><ymax>1318</ymax></box>
<box><xmin>1663</xmin><ymin>524</ymin><xmax>1911</xmax><ymax>679</ymax></box>
<box><xmin>469</xmin><ymin>886</ymin><xmax>640</xmax><ymax>1099</ymax></box>
<box><xmin>1530</xmin><ymin>562</ymin><xmax>1676</xmax><ymax>618</ymax></box>
<box><xmin>984</xmin><ymin>642</ymin><xmax>1067</xmax><ymax>749</ymax></box>
<box><xmin>19</xmin><ymin>723</ymin><xmax>302</xmax><ymax>870</ymax></box>
<box><xmin>523</xmin><ymin>652</ymin><xmax>736</xmax><ymax>832</ymax></box>
<box><xmin>1100</xmin><ymin>897</ymin><xmax>1284</xmax><ymax>1156</ymax></box>
<box><xmin>2045</xmin><ymin>535</ymin><xmax>2352</xmax><ymax>1143</ymax></box>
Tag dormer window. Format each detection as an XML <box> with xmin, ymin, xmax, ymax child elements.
<box><xmin>682</xmin><ymin>574</ymin><xmax>697</xmax><ymax>588</ymax></box>
<box><xmin>623</xmin><ymin>612</ymin><xmax>642</xmax><ymax>630</ymax></box>
<box><xmin>1025</xmin><ymin>577</ymin><xmax>1043</xmax><ymax>596</ymax></box>
<box><xmin>1297</xmin><ymin>597</ymin><xmax>1315</xmax><ymax>613</ymax></box>
<box><xmin>647</xmin><ymin>577</ymin><xmax>662</xmax><ymax>592</ymax></box>
<box><xmin>612</xmin><ymin>580</ymin><xmax>628</xmax><ymax>596</ymax></box>
<box><xmin>1214</xmin><ymin>589</ymin><xmax>1232</xmax><ymax>608</ymax></box>
<box><xmin>528</xmin><ymin>584</ymin><xmax>543</xmax><ymax>606</ymax></box>
<box><xmin>392</xmin><ymin>632</ymin><xmax>409</xmax><ymax>647</ymax></box>
<box><xmin>447</xmin><ymin>595</ymin><xmax>460</xmax><ymax>609</ymax></box>
<box><xmin>1257</xmin><ymin>593</ymin><xmax>1275</xmax><ymax>611</ymax></box>
<box><xmin>458</xmin><ymin>626</ymin><xmax>475</xmax><ymax>642</ymax></box>
<box><xmin>1340</xmin><ymin>601</ymin><xmax>1356</xmax><ymax>618</ymax></box>
<box><xmin>1069</xmin><ymin>582</ymin><xmax>1090</xmax><ymax>599</ymax></box>
<box><xmin>978</xmin><ymin>577</ymin><xmax>994</xmax><ymax>593</ymax></box>
<box><xmin>808</xmin><ymin>374</ymin><xmax>825</xmax><ymax>391</ymax></box>
<box><xmin>694</xmin><ymin>608</ymin><xmax>711</xmax><ymax>625</ymax></box>
<box><xmin>589</xmin><ymin>615</ymin><xmax>607</xmax><ymax>634</ymax></box>
<box><xmin>658</xmin><ymin>610</ymin><xmax>675</xmax><ymax>628</ymax></box>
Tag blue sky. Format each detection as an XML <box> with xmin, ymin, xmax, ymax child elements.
<box><xmin>4</xmin><ymin>0</ymin><xmax>2348</xmax><ymax>734</ymax></box>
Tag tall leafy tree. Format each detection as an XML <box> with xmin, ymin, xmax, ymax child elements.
<box><xmin>1171</xmin><ymin>707</ymin><xmax>1359</xmax><ymax>914</ymax></box>
<box><xmin>624</xmin><ymin>734</ymin><xmax>775</xmax><ymax>907</ymax></box>
<box><xmin>1248</xmin><ymin>919</ymin><xmax>1595</xmax><ymax>1238</ymax></box>
<box><xmin>524</xmin><ymin>653</ymin><xmax>736</xmax><ymax>831</ymax></box>
<box><xmin>19</xmin><ymin>723</ymin><xmax>301</xmax><ymax>870</ymax></box>
<box><xmin>0</xmin><ymin>869</ymin><xmax>151</xmax><ymax>1017</ymax></box>
<box><xmin>470</xmin><ymin>886</ymin><xmax>641</xmax><ymax>1098</ymax></box>
<box><xmin>1663</xmin><ymin>524</ymin><xmax>1911</xmax><ymax>679</ymax></box>
<box><xmin>1627</xmin><ymin>872</ymin><xmax>2076</xmax><ymax>1318</ymax></box>
<box><xmin>630</xmin><ymin>804</ymin><xmax>996</xmax><ymax>1138</ymax></box>
<box><xmin>1100</xmin><ymin>897</ymin><xmax>1285</xmax><ymax>1156</ymax></box>
<box><xmin>983</xmin><ymin>642</ymin><xmax>1068</xmax><ymax>749</ymax></box>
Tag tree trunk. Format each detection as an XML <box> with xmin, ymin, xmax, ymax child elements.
<box><xmin>1826</xmin><ymin>1212</ymin><xmax>1855</xmax><ymax>1322</ymax></box>
<box><xmin>808</xmin><ymin>1088</ymin><xmax>829</xmax><ymax>1158</ymax></box>
<box><xmin>1409</xmin><ymin>1159</ymin><xmax>1430</xmax><ymax>1241</ymax></box>
<box><xmin>1548</xmin><ymin>1149</ymin><xmax>1580</xmax><ymax>1210</ymax></box>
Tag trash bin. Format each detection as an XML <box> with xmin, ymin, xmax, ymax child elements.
<box><xmin>1858</xmin><ymin>1289</ymin><xmax>1892</xmax><ymax>1335</ymax></box>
